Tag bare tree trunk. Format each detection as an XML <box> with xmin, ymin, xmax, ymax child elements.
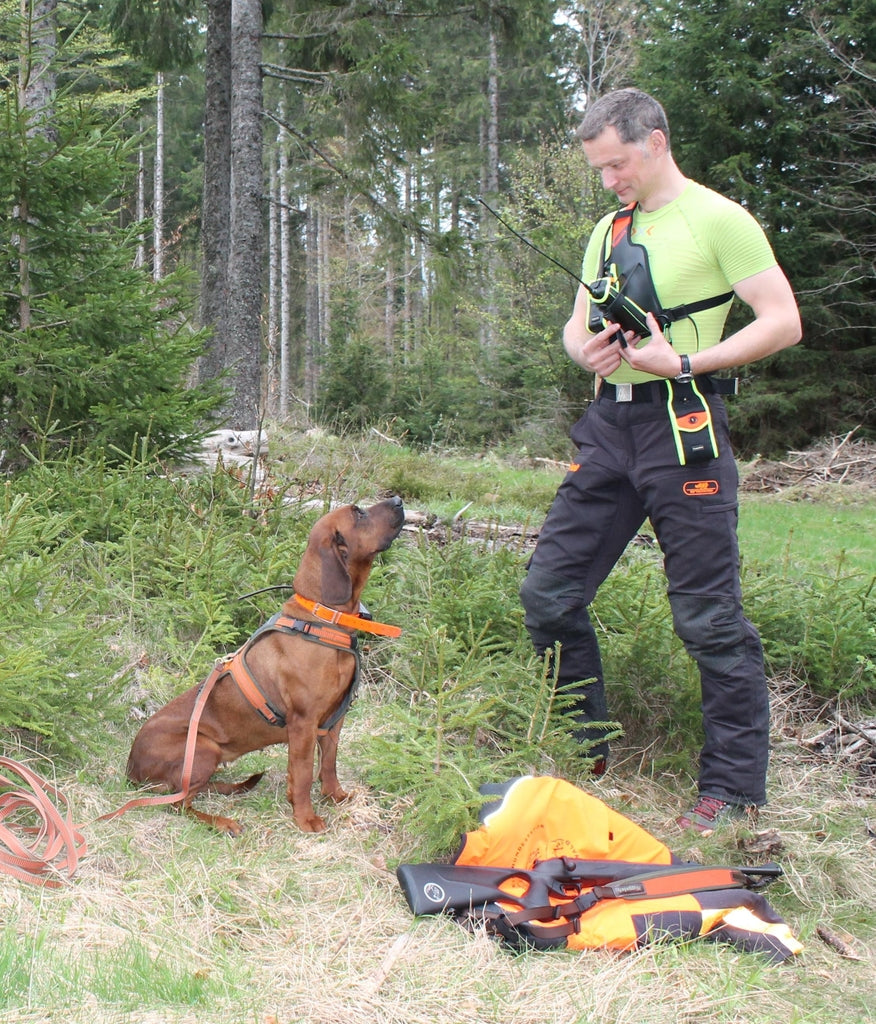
<box><xmin>384</xmin><ymin>260</ymin><xmax>395</xmax><ymax>354</ymax></box>
<box><xmin>135</xmin><ymin>134</ymin><xmax>146</xmax><ymax>268</ymax></box>
<box><xmin>19</xmin><ymin>0</ymin><xmax>56</xmax><ymax>131</ymax></box>
<box><xmin>278</xmin><ymin>137</ymin><xmax>291</xmax><ymax>418</ymax></box>
<box><xmin>304</xmin><ymin>202</ymin><xmax>319</xmax><ymax>407</ymax></box>
<box><xmin>199</xmin><ymin>0</ymin><xmax>232</xmax><ymax>383</ymax></box>
<box><xmin>153</xmin><ymin>72</ymin><xmax>165</xmax><ymax>280</ymax></box>
<box><xmin>318</xmin><ymin>204</ymin><xmax>331</xmax><ymax>351</ymax></box>
<box><xmin>402</xmin><ymin>165</ymin><xmax>413</xmax><ymax>353</ymax></box>
<box><xmin>17</xmin><ymin>0</ymin><xmax>58</xmax><ymax>331</ymax></box>
<box><xmin>413</xmin><ymin>165</ymin><xmax>424</xmax><ymax>343</ymax></box>
<box><xmin>481</xmin><ymin>23</ymin><xmax>500</xmax><ymax>347</ymax></box>
<box><xmin>225</xmin><ymin>0</ymin><xmax>264</xmax><ymax>429</ymax></box>
<box><xmin>267</xmin><ymin>147</ymin><xmax>279</xmax><ymax>412</ymax></box>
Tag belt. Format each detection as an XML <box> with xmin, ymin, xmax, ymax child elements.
<box><xmin>599</xmin><ymin>375</ymin><xmax>738</xmax><ymax>403</ymax></box>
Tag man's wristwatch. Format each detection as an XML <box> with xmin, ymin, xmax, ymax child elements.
<box><xmin>674</xmin><ymin>354</ymin><xmax>694</xmax><ymax>383</ymax></box>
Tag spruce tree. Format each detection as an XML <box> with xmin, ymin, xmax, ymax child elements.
<box><xmin>0</xmin><ymin>54</ymin><xmax>223</xmax><ymax>470</ymax></box>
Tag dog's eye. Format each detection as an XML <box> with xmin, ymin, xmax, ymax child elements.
<box><xmin>352</xmin><ymin>506</ymin><xmax>366</xmax><ymax>520</ymax></box>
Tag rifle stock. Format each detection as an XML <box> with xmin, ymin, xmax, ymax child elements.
<box><xmin>397</xmin><ymin>857</ymin><xmax>782</xmax><ymax>918</ymax></box>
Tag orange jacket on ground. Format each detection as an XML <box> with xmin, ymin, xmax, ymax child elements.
<box><xmin>452</xmin><ymin>776</ymin><xmax>801</xmax><ymax>962</ymax></box>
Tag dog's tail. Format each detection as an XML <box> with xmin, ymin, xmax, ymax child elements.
<box><xmin>205</xmin><ymin>772</ymin><xmax>265</xmax><ymax>796</ymax></box>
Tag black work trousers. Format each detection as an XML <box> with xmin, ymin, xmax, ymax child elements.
<box><xmin>520</xmin><ymin>383</ymin><xmax>769</xmax><ymax>805</ymax></box>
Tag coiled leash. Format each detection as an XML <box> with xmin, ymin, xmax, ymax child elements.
<box><xmin>0</xmin><ymin>756</ymin><xmax>88</xmax><ymax>888</ymax></box>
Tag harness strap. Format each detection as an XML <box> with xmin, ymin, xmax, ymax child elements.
<box><xmin>222</xmin><ymin>612</ymin><xmax>360</xmax><ymax>729</ymax></box>
<box><xmin>602</xmin><ymin>205</ymin><xmax>734</xmax><ymax>328</ymax></box>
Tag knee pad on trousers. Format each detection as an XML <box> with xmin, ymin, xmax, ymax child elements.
<box><xmin>669</xmin><ymin>592</ymin><xmax>762</xmax><ymax>678</ymax></box>
<box><xmin>520</xmin><ymin>564</ymin><xmax>589</xmax><ymax>640</ymax></box>
<box><xmin>520</xmin><ymin>564</ymin><xmax>604</xmax><ymax>686</ymax></box>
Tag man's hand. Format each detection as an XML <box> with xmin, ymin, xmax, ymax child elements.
<box><xmin>563</xmin><ymin>283</ymin><xmax>640</xmax><ymax>376</ymax></box>
<box><xmin>566</xmin><ymin>320</ymin><xmax>638</xmax><ymax>377</ymax></box>
<box><xmin>619</xmin><ymin>313</ymin><xmax>681</xmax><ymax>378</ymax></box>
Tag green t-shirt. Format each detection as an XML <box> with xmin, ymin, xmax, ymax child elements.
<box><xmin>582</xmin><ymin>180</ymin><xmax>778</xmax><ymax>384</ymax></box>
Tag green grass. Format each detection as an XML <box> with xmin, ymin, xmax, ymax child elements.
<box><xmin>738</xmin><ymin>490</ymin><xmax>876</xmax><ymax>576</ymax></box>
<box><xmin>1</xmin><ymin>431</ymin><xmax>874</xmax><ymax>1024</ymax></box>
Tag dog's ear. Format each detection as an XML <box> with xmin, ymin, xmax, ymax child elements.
<box><xmin>317</xmin><ymin>529</ymin><xmax>353</xmax><ymax>606</ymax></box>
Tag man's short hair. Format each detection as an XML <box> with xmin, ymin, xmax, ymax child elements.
<box><xmin>576</xmin><ymin>88</ymin><xmax>671</xmax><ymax>149</ymax></box>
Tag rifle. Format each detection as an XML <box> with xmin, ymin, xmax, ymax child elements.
<box><xmin>397</xmin><ymin>856</ymin><xmax>782</xmax><ymax>923</ymax></box>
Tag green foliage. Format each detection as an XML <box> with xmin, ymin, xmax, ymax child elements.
<box><xmin>0</xmin><ymin>447</ymin><xmax>320</xmax><ymax>755</ymax></box>
<box><xmin>388</xmin><ymin>338</ymin><xmax>489</xmax><ymax>447</ymax></box>
<box><xmin>637</xmin><ymin>0</ymin><xmax>876</xmax><ymax>452</ymax></box>
<box><xmin>0</xmin><ymin>91</ymin><xmax>223</xmax><ymax>472</ymax></box>
<box><xmin>0</xmin><ymin>490</ymin><xmax>127</xmax><ymax>757</ymax></box>
<box><xmin>102</xmin><ymin>0</ymin><xmax>200</xmax><ymax>69</ymax></box>
<box><xmin>316</xmin><ymin>335</ymin><xmax>391</xmax><ymax>431</ymax></box>
<box><xmin>591</xmin><ymin>541</ymin><xmax>875</xmax><ymax>762</ymax></box>
<box><xmin>744</xmin><ymin>559</ymin><xmax>876</xmax><ymax>698</ymax></box>
<box><xmin>15</xmin><ymin>447</ymin><xmax>314</xmax><ymax>668</ymax></box>
<box><xmin>360</xmin><ymin>537</ymin><xmax>609</xmax><ymax>856</ymax></box>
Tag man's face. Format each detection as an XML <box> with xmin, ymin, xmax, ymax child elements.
<box><xmin>581</xmin><ymin>126</ymin><xmax>659</xmax><ymax>205</ymax></box>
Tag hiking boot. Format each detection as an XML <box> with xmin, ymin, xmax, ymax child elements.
<box><xmin>676</xmin><ymin>795</ymin><xmax>757</xmax><ymax>836</ymax></box>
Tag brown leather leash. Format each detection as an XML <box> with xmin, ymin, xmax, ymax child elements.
<box><xmin>0</xmin><ymin>756</ymin><xmax>88</xmax><ymax>888</ymax></box>
<box><xmin>0</xmin><ymin>671</ymin><xmax>219</xmax><ymax>886</ymax></box>
<box><xmin>97</xmin><ymin>668</ymin><xmax>219</xmax><ymax>824</ymax></box>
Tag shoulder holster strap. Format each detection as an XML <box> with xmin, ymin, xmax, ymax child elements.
<box><xmin>603</xmin><ymin>205</ymin><xmax>734</xmax><ymax>327</ymax></box>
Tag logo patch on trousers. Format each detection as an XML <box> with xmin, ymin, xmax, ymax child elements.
<box><xmin>683</xmin><ymin>479</ymin><xmax>720</xmax><ymax>496</ymax></box>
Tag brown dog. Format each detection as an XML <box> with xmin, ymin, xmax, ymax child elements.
<box><xmin>125</xmin><ymin>496</ymin><xmax>405</xmax><ymax>834</ymax></box>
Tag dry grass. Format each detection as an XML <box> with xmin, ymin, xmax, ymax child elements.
<box><xmin>2</xmin><ymin>685</ymin><xmax>875</xmax><ymax>1024</ymax></box>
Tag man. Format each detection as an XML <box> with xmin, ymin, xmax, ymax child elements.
<box><xmin>520</xmin><ymin>88</ymin><xmax>801</xmax><ymax>834</ymax></box>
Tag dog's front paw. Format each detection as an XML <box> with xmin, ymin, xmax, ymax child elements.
<box><xmin>322</xmin><ymin>784</ymin><xmax>350</xmax><ymax>804</ymax></box>
<box><xmin>219</xmin><ymin>819</ymin><xmax>245</xmax><ymax>837</ymax></box>
<box><xmin>294</xmin><ymin>812</ymin><xmax>327</xmax><ymax>832</ymax></box>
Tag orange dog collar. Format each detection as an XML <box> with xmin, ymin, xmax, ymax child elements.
<box><xmin>292</xmin><ymin>594</ymin><xmax>403</xmax><ymax>638</ymax></box>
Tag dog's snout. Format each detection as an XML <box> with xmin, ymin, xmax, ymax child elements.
<box><xmin>388</xmin><ymin>495</ymin><xmax>403</xmax><ymax>510</ymax></box>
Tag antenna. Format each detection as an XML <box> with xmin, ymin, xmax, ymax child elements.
<box><xmin>477</xmin><ymin>196</ymin><xmax>593</xmax><ymax>294</ymax></box>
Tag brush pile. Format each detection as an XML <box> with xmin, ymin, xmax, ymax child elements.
<box><xmin>741</xmin><ymin>429</ymin><xmax>876</xmax><ymax>492</ymax></box>
<box><xmin>800</xmin><ymin>712</ymin><xmax>876</xmax><ymax>785</ymax></box>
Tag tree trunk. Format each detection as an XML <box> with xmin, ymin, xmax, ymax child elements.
<box><xmin>481</xmin><ymin>22</ymin><xmax>500</xmax><ymax>347</ymax></box>
<box><xmin>267</xmin><ymin>146</ymin><xmax>279</xmax><ymax>412</ymax></box>
<box><xmin>19</xmin><ymin>0</ymin><xmax>56</xmax><ymax>132</ymax></box>
<box><xmin>278</xmin><ymin>136</ymin><xmax>291</xmax><ymax>418</ymax></box>
<box><xmin>223</xmin><ymin>0</ymin><xmax>265</xmax><ymax>429</ymax></box>
<box><xmin>304</xmin><ymin>201</ymin><xmax>319</xmax><ymax>407</ymax></box>
<box><xmin>135</xmin><ymin>135</ymin><xmax>146</xmax><ymax>268</ymax></box>
<box><xmin>199</xmin><ymin>0</ymin><xmax>232</xmax><ymax>384</ymax></box>
<box><xmin>17</xmin><ymin>0</ymin><xmax>58</xmax><ymax>331</ymax></box>
<box><xmin>318</xmin><ymin>204</ymin><xmax>331</xmax><ymax>353</ymax></box>
<box><xmin>153</xmin><ymin>72</ymin><xmax>165</xmax><ymax>280</ymax></box>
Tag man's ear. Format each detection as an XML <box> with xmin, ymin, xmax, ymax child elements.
<box><xmin>649</xmin><ymin>128</ymin><xmax>668</xmax><ymax>157</ymax></box>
